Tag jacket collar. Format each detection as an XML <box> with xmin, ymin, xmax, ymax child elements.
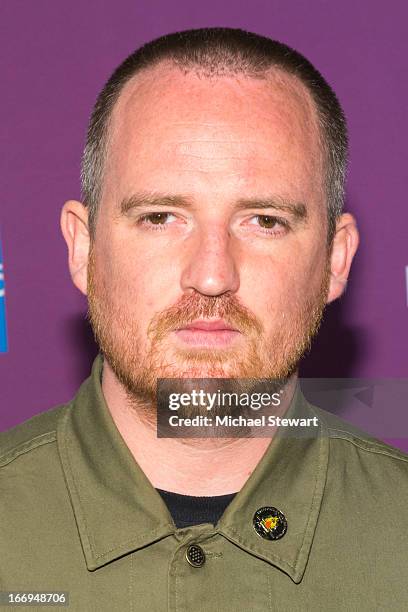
<box><xmin>216</xmin><ymin>386</ymin><xmax>329</xmax><ymax>583</ymax></box>
<box><xmin>58</xmin><ymin>355</ymin><xmax>329</xmax><ymax>583</ymax></box>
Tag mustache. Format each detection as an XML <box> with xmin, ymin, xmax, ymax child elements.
<box><xmin>147</xmin><ymin>292</ymin><xmax>263</xmax><ymax>341</ymax></box>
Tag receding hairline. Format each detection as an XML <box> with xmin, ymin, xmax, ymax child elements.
<box><xmin>81</xmin><ymin>28</ymin><xmax>347</xmax><ymax>246</ymax></box>
<box><xmin>109</xmin><ymin>58</ymin><xmax>322</xmax><ymax>134</ymax></box>
<box><xmin>100</xmin><ymin>59</ymin><xmax>325</xmax><ymax>202</ymax></box>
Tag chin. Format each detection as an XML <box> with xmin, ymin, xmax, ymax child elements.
<box><xmin>164</xmin><ymin>365</ymin><xmax>233</xmax><ymax>379</ymax></box>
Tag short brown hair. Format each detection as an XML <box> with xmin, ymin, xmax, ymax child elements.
<box><xmin>81</xmin><ymin>27</ymin><xmax>348</xmax><ymax>243</ymax></box>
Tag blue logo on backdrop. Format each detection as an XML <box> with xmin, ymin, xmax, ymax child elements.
<box><xmin>0</xmin><ymin>240</ymin><xmax>8</xmax><ymax>353</ymax></box>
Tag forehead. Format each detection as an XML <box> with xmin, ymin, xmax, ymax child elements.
<box><xmin>103</xmin><ymin>61</ymin><xmax>324</xmax><ymax>205</ymax></box>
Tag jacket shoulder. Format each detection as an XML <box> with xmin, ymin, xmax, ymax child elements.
<box><xmin>0</xmin><ymin>404</ymin><xmax>69</xmax><ymax>467</ymax></box>
<box><xmin>311</xmin><ymin>403</ymin><xmax>408</xmax><ymax>464</ymax></box>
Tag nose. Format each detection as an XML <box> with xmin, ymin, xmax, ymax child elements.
<box><xmin>180</xmin><ymin>225</ymin><xmax>240</xmax><ymax>297</ymax></box>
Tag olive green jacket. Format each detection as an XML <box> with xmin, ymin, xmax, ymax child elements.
<box><xmin>1</xmin><ymin>356</ymin><xmax>408</xmax><ymax>611</ymax></box>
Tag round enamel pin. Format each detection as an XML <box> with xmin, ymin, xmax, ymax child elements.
<box><xmin>253</xmin><ymin>506</ymin><xmax>287</xmax><ymax>541</ymax></box>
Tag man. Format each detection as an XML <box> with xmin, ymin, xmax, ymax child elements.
<box><xmin>1</xmin><ymin>28</ymin><xmax>407</xmax><ymax>611</ymax></box>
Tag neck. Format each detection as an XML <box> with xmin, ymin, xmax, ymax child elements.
<box><xmin>102</xmin><ymin>359</ymin><xmax>298</xmax><ymax>496</ymax></box>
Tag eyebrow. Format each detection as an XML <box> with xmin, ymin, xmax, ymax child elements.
<box><xmin>120</xmin><ymin>192</ymin><xmax>308</xmax><ymax>222</ymax></box>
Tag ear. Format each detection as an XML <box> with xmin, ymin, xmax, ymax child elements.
<box><xmin>60</xmin><ymin>200</ymin><xmax>90</xmax><ymax>296</ymax></box>
<box><xmin>327</xmin><ymin>213</ymin><xmax>359</xmax><ymax>304</ymax></box>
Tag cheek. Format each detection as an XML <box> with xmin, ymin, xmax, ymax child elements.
<box><xmin>243</xmin><ymin>248</ymin><xmax>327</xmax><ymax>321</ymax></box>
<box><xmin>95</xmin><ymin>238</ymin><xmax>181</xmax><ymax>316</ymax></box>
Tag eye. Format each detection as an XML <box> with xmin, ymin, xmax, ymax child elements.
<box><xmin>248</xmin><ymin>215</ymin><xmax>290</xmax><ymax>235</ymax></box>
<box><xmin>137</xmin><ymin>212</ymin><xmax>177</xmax><ymax>229</ymax></box>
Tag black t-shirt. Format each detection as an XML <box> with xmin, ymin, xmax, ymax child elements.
<box><xmin>156</xmin><ymin>488</ymin><xmax>237</xmax><ymax>528</ymax></box>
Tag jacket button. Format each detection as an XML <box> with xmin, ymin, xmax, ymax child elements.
<box><xmin>185</xmin><ymin>543</ymin><xmax>206</xmax><ymax>567</ymax></box>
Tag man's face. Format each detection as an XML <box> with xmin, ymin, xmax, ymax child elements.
<box><xmin>87</xmin><ymin>63</ymin><xmax>331</xmax><ymax>402</ymax></box>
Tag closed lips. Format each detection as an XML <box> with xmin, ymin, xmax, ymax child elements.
<box><xmin>178</xmin><ymin>320</ymin><xmax>238</xmax><ymax>331</ymax></box>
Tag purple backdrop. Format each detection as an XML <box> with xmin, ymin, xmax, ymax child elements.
<box><xmin>1</xmin><ymin>1</ymin><xmax>407</xmax><ymax>448</ymax></box>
